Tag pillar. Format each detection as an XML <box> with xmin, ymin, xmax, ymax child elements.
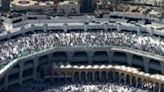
<box><xmin>119</xmin><ymin>73</ymin><xmax>121</xmax><ymax>83</ymax></box>
<box><xmin>108</xmin><ymin>51</ymin><xmax>114</xmax><ymax>64</ymax></box>
<box><xmin>136</xmin><ymin>25</ymin><xmax>140</xmax><ymax>35</ymax></box>
<box><xmin>92</xmin><ymin>72</ymin><xmax>95</xmax><ymax>82</ymax></box>
<box><xmin>4</xmin><ymin>73</ymin><xmax>9</xmax><ymax>90</ymax></box>
<box><xmin>116</xmin><ymin>22</ymin><xmax>121</xmax><ymax>32</ymax></box>
<box><xmin>67</xmin><ymin>52</ymin><xmax>73</xmax><ymax>63</ymax></box>
<box><xmin>113</xmin><ymin>71</ymin><xmax>115</xmax><ymax>81</ymax></box>
<box><xmin>106</xmin><ymin>71</ymin><xmax>109</xmax><ymax>81</ymax></box>
<box><xmin>99</xmin><ymin>71</ymin><xmax>102</xmax><ymax>82</ymax></box>
<box><xmin>161</xmin><ymin>62</ymin><xmax>164</xmax><ymax>74</ymax></box>
<box><xmin>84</xmin><ymin>23</ymin><xmax>88</xmax><ymax>31</ymax></box>
<box><xmin>88</xmin><ymin>52</ymin><xmax>93</xmax><ymax>64</ymax></box>
<box><xmin>143</xmin><ymin>57</ymin><xmax>149</xmax><ymax>73</ymax></box>
<box><xmin>103</xmin><ymin>22</ymin><xmax>108</xmax><ymax>31</ymax></box>
<box><xmin>141</xmin><ymin>79</ymin><xmax>144</xmax><ymax>89</ymax></box>
<box><xmin>19</xmin><ymin>62</ymin><xmax>23</xmax><ymax>85</ymax></box>
<box><xmin>130</xmin><ymin>76</ymin><xmax>132</xmax><ymax>86</ymax></box>
<box><xmin>127</xmin><ymin>53</ymin><xmax>132</xmax><ymax>66</ymax></box>
<box><xmin>33</xmin><ymin>58</ymin><xmax>39</xmax><ymax>81</ymax></box>
<box><xmin>124</xmin><ymin>74</ymin><xmax>127</xmax><ymax>84</ymax></box>
<box><xmin>63</xmin><ymin>23</ymin><xmax>68</xmax><ymax>32</ymax></box>
<box><xmin>136</xmin><ymin>77</ymin><xmax>138</xmax><ymax>88</ymax></box>
<box><xmin>71</xmin><ymin>72</ymin><xmax>74</xmax><ymax>82</ymax></box>
<box><xmin>159</xmin><ymin>83</ymin><xmax>161</xmax><ymax>92</ymax></box>
<box><xmin>43</xmin><ymin>24</ymin><xmax>48</xmax><ymax>32</ymax></box>
<box><xmin>150</xmin><ymin>27</ymin><xmax>154</xmax><ymax>36</ymax></box>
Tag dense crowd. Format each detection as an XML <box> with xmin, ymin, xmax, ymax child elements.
<box><xmin>0</xmin><ymin>31</ymin><xmax>164</xmax><ymax>69</ymax></box>
<box><xmin>4</xmin><ymin>78</ymin><xmax>148</xmax><ymax>92</ymax></box>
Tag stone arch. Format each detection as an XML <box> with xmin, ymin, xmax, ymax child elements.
<box><xmin>161</xmin><ymin>83</ymin><xmax>164</xmax><ymax>92</ymax></box>
<box><xmin>95</xmin><ymin>71</ymin><xmax>100</xmax><ymax>81</ymax></box>
<box><xmin>113</xmin><ymin>52</ymin><xmax>128</xmax><ymax>65</ymax></box>
<box><xmin>81</xmin><ymin>72</ymin><xmax>86</xmax><ymax>83</ymax></box>
<box><xmin>101</xmin><ymin>71</ymin><xmax>107</xmax><ymax>82</ymax></box>
<box><xmin>154</xmin><ymin>82</ymin><xmax>160</xmax><ymax>92</ymax></box>
<box><xmin>53</xmin><ymin>52</ymin><xmax>67</xmax><ymax>63</ymax></box>
<box><xmin>132</xmin><ymin>76</ymin><xmax>136</xmax><ymax>87</ymax></box>
<box><xmin>72</xmin><ymin>51</ymin><xmax>88</xmax><ymax>65</ymax></box>
<box><xmin>87</xmin><ymin>72</ymin><xmax>93</xmax><ymax>82</ymax></box>
<box><xmin>108</xmin><ymin>71</ymin><xmax>113</xmax><ymax>81</ymax></box>
<box><xmin>143</xmin><ymin>79</ymin><xmax>148</xmax><ymax>89</ymax></box>
<box><xmin>126</xmin><ymin>74</ymin><xmax>130</xmax><ymax>85</ymax></box>
<box><xmin>115</xmin><ymin>72</ymin><xmax>119</xmax><ymax>82</ymax></box>
<box><xmin>74</xmin><ymin>72</ymin><xmax>79</xmax><ymax>82</ymax></box>
<box><xmin>137</xmin><ymin>77</ymin><xmax>142</xmax><ymax>88</ymax></box>
<box><xmin>92</xmin><ymin>51</ymin><xmax>108</xmax><ymax>64</ymax></box>
<box><xmin>148</xmin><ymin>81</ymin><xmax>154</xmax><ymax>90</ymax></box>
<box><xmin>120</xmin><ymin>73</ymin><xmax>125</xmax><ymax>84</ymax></box>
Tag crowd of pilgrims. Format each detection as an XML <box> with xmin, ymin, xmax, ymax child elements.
<box><xmin>0</xmin><ymin>30</ymin><xmax>164</xmax><ymax>68</ymax></box>
<box><xmin>4</xmin><ymin>77</ymin><xmax>148</xmax><ymax>92</ymax></box>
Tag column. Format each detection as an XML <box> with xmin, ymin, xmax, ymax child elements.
<box><xmin>127</xmin><ymin>53</ymin><xmax>132</xmax><ymax>66</ymax></box>
<box><xmin>161</xmin><ymin>62</ymin><xmax>164</xmax><ymax>74</ymax></box>
<box><xmin>79</xmin><ymin>72</ymin><xmax>81</xmax><ymax>82</ymax></box>
<box><xmin>116</xmin><ymin>22</ymin><xmax>121</xmax><ymax>32</ymax></box>
<box><xmin>92</xmin><ymin>72</ymin><xmax>95</xmax><ymax>82</ymax></box>
<box><xmin>113</xmin><ymin>71</ymin><xmax>115</xmax><ymax>81</ymax></box>
<box><xmin>136</xmin><ymin>25</ymin><xmax>140</xmax><ymax>35</ymax></box>
<box><xmin>63</xmin><ymin>23</ymin><xmax>68</xmax><ymax>32</ymax></box>
<box><xmin>84</xmin><ymin>23</ymin><xmax>88</xmax><ymax>31</ymax></box>
<box><xmin>141</xmin><ymin>79</ymin><xmax>144</xmax><ymax>89</ymax></box>
<box><xmin>119</xmin><ymin>73</ymin><xmax>121</xmax><ymax>83</ymax></box>
<box><xmin>150</xmin><ymin>27</ymin><xmax>154</xmax><ymax>36</ymax></box>
<box><xmin>43</xmin><ymin>24</ymin><xmax>48</xmax><ymax>32</ymax></box>
<box><xmin>88</xmin><ymin>52</ymin><xmax>93</xmax><ymax>64</ymax></box>
<box><xmin>99</xmin><ymin>72</ymin><xmax>102</xmax><ymax>82</ymax></box>
<box><xmin>159</xmin><ymin>83</ymin><xmax>161</xmax><ymax>92</ymax></box>
<box><xmin>33</xmin><ymin>58</ymin><xmax>39</xmax><ymax>81</ymax></box>
<box><xmin>106</xmin><ymin>71</ymin><xmax>109</xmax><ymax>81</ymax></box>
<box><xmin>19</xmin><ymin>62</ymin><xmax>23</xmax><ymax>85</ymax></box>
<box><xmin>108</xmin><ymin>51</ymin><xmax>114</xmax><ymax>64</ymax></box>
<box><xmin>124</xmin><ymin>74</ymin><xmax>127</xmax><ymax>84</ymax></box>
<box><xmin>103</xmin><ymin>22</ymin><xmax>108</xmax><ymax>31</ymax></box>
<box><xmin>4</xmin><ymin>74</ymin><xmax>9</xmax><ymax>90</ymax></box>
<box><xmin>85</xmin><ymin>72</ymin><xmax>87</xmax><ymax>82</ymax></box>
<box><xmin>143</xmin><ymin>57</ymin><xmax>149</xmax><ymax>73</ymax></box>
<box><xmin>130</xmin><ymin>76</ymin><xmax>132</xmax><ymax>86</ymax></box>
<box><xmin>136</xmin><ymin>77</ymin><xmax>138</xmax><ymax>88</ymax></box>
<box><xmin>67</xmin><ymin>52</ymin><xmax>73</xmax><ymax>63</ymax></box>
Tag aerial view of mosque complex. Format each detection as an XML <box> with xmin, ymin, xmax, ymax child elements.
<box><xmin>0</xmin><ymin>0</ymin><xmax>164</xmax><ymax>92</ymax></box>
